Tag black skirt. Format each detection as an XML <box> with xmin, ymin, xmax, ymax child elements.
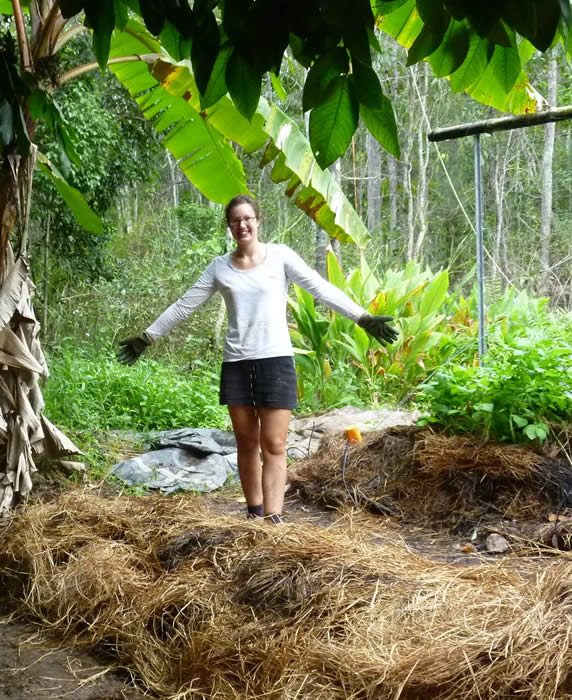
<box><xmin>219</xmin><ymin>356</ymin><xmax>298</xmax><ymax>409</ymax></box>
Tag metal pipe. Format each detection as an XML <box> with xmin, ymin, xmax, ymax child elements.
<box><xmin>474</xmin><ymin>134</ymin><xmax>486</xmax><ymax>364</ymax></box>
<box><xmin>428</xmin><ymin>106</ymin><xmax>572</xmax><ymax>142</ymax></box>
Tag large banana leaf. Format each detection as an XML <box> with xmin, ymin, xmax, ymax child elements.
<box><xmin>109</xmin><ymin>21</ymin><xmax>370</xmax><ymax>247</ymax></box>
<box><xmin>37</xmin><ymin>153</ymin><xmax>104</xmax><ymax>234</ymax></box>
<box><xmin>377</xmin><ymin>0</ymin><xmax>545</xmax><ymax>114</ymax></box>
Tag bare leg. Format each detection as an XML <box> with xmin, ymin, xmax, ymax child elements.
<box><xmin>228</xmin><ymin>405</ymin><xmax>262</xmax><ymax>507</ymax></box>
<box><xmin>258</xmin><ymin>407</ymin><xmax>291</xmax><ymax>515</ymax></box>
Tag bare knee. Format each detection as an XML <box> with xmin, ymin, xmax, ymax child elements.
<box><xmin>235</xmin><ymin>432</ymin><xmax>260</xmax><ymax>455</ymax></box>
<box><xmin>261</xmin><ymin>434</ymin><xmax>287</xmax><ymax>458</ymax></box>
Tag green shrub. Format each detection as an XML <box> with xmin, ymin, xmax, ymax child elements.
<box><xmin>289</xmin><ymin>254</ymin><xmax>452</xmax><ymax>405</ymax></box>
<box><xmin>44</xmin><ymin>344</ymin><xmax>228</xmax><ymax>432</ymax></box>
<box><xmin>418</xmin><ymin>333</ymin><xmax>572</xmax><ymax>444</ymax></box>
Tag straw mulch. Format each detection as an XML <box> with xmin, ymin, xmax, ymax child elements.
<box><xmin>289</xmin><ymin>426</ymin><xmax>572</xmax><ymax>533</ymax></box>
<box><xmin>2</xmin><ymin>490</ymin><xmax>572</xmax><ymax>699</ymax></box>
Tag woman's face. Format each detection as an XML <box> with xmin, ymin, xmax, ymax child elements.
<box><xmin>228</xmin><ymin>203</ymin><xmax>259</xmax><ymax>245</ymax></box>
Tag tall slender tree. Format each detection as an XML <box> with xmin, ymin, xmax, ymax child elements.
<box><xmin>540</xmin><ymin>58</ymin><xmax>558</xmax><ymax>295</ymax></box>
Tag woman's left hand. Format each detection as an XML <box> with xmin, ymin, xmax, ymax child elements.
<box><xmin>357</xmin><ymin>313</ymin><xmax>398</xmax><ymax>345</ymax></box>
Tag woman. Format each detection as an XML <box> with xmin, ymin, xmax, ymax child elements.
<box><xmin>117</xmin><ymin>195</ymin><xmax>397</xmax><ymax>522</ymax></box>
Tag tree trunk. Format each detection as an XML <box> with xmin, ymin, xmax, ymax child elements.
<box><xmin>540</xmin><ymin>58</ymin><xmax>557</xmax><ymax>296</ymax></box>
<box><xmin>366</xmin><ymin>131</ymin><xmax>381</xmax><ymax>234</ymax></box>
<box><xmin>388</xmin><ymin>154</ymin><xmax>398</xmax><ymax>233</ymax></box>
<box><xmin>329</xmin><ymin>161</ymin><xmax>342</xmax><ymax>262</ymax></box>
<box><xmin>403</xmin><ymin>66</ymin><xmax>417</xmax><ymax>261</ymax></box>
<box><xmin>492</xmin><ymin>133</ymin><xmax>512</xmax><ymax>285</ymax></box>
<box><xmin>413</xmin><ymin>63</ymin><xmax>430</xmax><ymax>261</ymax></box>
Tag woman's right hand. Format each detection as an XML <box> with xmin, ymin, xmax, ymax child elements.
<box><xmin>116</xmin><ymin>332</ymin><xmax>152</xmax><ymax>365</ymax></box>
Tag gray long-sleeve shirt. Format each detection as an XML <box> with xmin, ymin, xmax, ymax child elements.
<box><xmin>146</xmin><ymin>243</ymin><xmax>365</xmax><ymax>362</ymax></box>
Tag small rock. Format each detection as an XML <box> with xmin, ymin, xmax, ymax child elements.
<box><xmin>485</xmin><ymin>533</ymin><xmax>510</xmax><ymax>554</ymax></box>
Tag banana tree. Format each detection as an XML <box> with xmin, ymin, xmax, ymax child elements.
<box><xmin>99</xmin><ymin>20</ymin><xmax>370</xmax><ymax>246</ymax></box>
<box><xmin>0</xmin><ymin>0</ymin><xmax>109</xmax><ymax>517</ymax></box>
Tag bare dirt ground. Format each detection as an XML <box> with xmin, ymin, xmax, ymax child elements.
<box><xmin>0</xmin><ymin>619</ymin><xmax>144</xmax><ymax>700</ymax></box>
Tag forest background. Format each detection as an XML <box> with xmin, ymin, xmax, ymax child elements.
<box><xmin>23</xmin><ymin>25</ymin><xmax>572</xmax><ymax>469</ymax></box>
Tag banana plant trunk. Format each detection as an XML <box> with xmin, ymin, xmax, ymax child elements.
<box><xmin>0</xmin><ymin>148</ymin><xmax>81</xmax><ymax>518</ymax></box>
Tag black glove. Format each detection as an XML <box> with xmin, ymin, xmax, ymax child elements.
<box><xmin>357</xmin><ymin>313</ymin><xmax>398</xmax><ymax>345</ymax></box>
<box><xmin>116</xmin><ymin>332</ymin><xmax>152</xmax><ymax>365</ymax></box>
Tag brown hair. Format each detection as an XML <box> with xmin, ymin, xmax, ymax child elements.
<box><xmin>224</xmin><ymin>195</ymin><xmax>260</xmax><ymax>225</ymax></box>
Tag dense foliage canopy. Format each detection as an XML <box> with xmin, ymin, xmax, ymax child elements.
<box><xmin>60</xmin><ymin>0</ymin><xmax>571</xmax><ymax>166</ymax></box>
<box><xmin>1</xmin><ymin>1</ymin><xmax>570</xmax><ymax>176</ymax></box>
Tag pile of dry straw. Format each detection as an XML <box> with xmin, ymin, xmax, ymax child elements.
<box><xmin>2</xmin><ymin>488</ymin><xmax>572</xmax><ymax>699</ymax></box>
<box><xmin>290</xmin><ymin>426</ymin><xmax>572</xmax><ymax>531</ymax></box>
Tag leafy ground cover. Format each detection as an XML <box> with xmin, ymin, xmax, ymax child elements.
<box><xmin>44</xmin><ymin>345</ymin><xmax>228</xmax><ymax>433</ymax></box>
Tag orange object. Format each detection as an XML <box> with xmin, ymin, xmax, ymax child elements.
<box><xmin>344</xmin><ymin>425</ymin><xmax>362</xmax><ymax>443</ymax></box>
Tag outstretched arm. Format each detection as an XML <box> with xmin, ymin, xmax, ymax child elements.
<box><xmin>145</xmin><ymin>262</ymin><xmax>218</xmax><ymax>340</ymax></box>
<box><xmin>282</xmin><ymin>245</ymin><xmax>398</xmax><ymax>345</ymax></box>
<box><xmin>282</xmin><ymin>245</ymin><xmax>365</xmax><ymax>321</ymax></box>
<box><xmin>117</xmin><ymin>262</ymin><xmax>218</xmax><ymax>365</ymax></box>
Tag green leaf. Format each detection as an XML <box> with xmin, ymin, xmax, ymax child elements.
<box><xmin>449</xmin><ymin>33</ymin><xmax>488</xmax><ymax>92</ymax></box>
<box><xmin>309</xmin><ymin>75</ymin><xmax>358</xmax><ymax>169</ymax></box>
<box><xmin>160</xmin><ymin>19</ymin><xmax>192</xmax><ymax>60</ymax></box>
<box><xmin>504</xmin><ymin>0</ymin><xmax>560</xmax><ymax>51</ymax></box>
<box><xmin>416</xmin><ymin>0</ymin><xmax>448</xmax><ymax>28</ymax></box>
<box><xmin>378</xmin><ymin>0</ymin><xmax>419</xmax><ymax>46</ymax></box>
<box><xmin>59</xmin><ymin>0</ymin><xmax>85</xmax><ymax>18</ymax></box>
<box><xmin>407</xmin><ymin>23</ymin><xmax>449</xmax><ymax>65</ymax></box>
<box><xmin>487</xmin><ymin>20</ymin><xmax>516</xmax><ymax>48</ymax></box>
<box><xmin>342</xmin><ymin>16</ymin><xmax>371</xmax><ymax>63</ymax></box>
<box><xmin>491</xmin><ymin>44</ymin><xmax>521</xmax><ymax>93</ymax></box>
<box><xmin>360</xmin><ymin>98</ymin><xmax>400</xmax><ymax>158</ymax></box>
<box><xmin>261</xmin><ymin>103</ymin><xmax>369</xmax><ymax>246</ymax></box>
<box><xmin>110</xmin><ymin>21</ymin><xmax>369</xmax><ymax>246</ymax></box>
<box><xmin>326</xmin><ymin>249</ymin><xmax>346</xmax><ymax>291</ymax></box>
<box><xmin>443</xmin><ymin>0</ymin><xmax>471</xmax><ymax>21</ymax></box>
<box><xmin>511</xmin><ymin>414</ymin><xmax>528</xmax><ymax>428</ymax></box>
<box><xmin>350</xmin><ymin>58</ymin><xmax>383</xmax><ymax>108</ymax></box>
<box><xmin>85</xmin><ymin>0</ymin><xmax>115</xmax><ymax>69</ymax></box>
<box><xmin>377</xmin><ymin>0</ymin><xmax>542</xmax><ymax>114</ymax></box>
<box><xmin>474</xmin><ymin>403</ymin><xmax>494</xmax><ymax>412</ymax></box>
<box><xmin>524</xmin><ymin>423</ymin><xmax>549</xmax><ymax>442</ymax></box>
<box><xmin>226</xmin><ymin>49</ymin><xmax>262</xmax><ymax>122</ymax></box>
<box><xmin>200</xmin><ymin>42</ymin><xmax>232</xmax><ymax>109</ymax></box>
<box><xmin>113</xmin><ymin>0</ymin><xmax>129</xmax><ymax>29</ymax></box>
<box><xmin>360</xmin><ymin>256</ymin><xmax>381</xmax><ymax>302</ymax></box>
<box><xmin>303</xmin><ymin>48</ymin><xmax>349</xmax><ymax>113</ymax></box>
<box><xmin>467</xmin><ymin>5</ymin><xmax>499</xmax><ymax>38</ymax></box>
<box><xmin>270</xmin><ymin>72</ymin><xmax>287</xmax><ymax>101</ymax></box>
<box><xmin>13</xmin><ymin>101</ymin><xmax>30</xmax><ymax>157</ymax></box>
<box><xmin>428</xmin><ymin>19</ymin><xmax>470</xmax><ymax>76</ymax></box>
<box><xmin>420</xmin><ymin>270</ymin><xmax>448</xmax><ymax>316</ymax></box>
<box><xmin>51</xmin><ymin>99</ymin><xmax>81</xmax><ymax>168</ymax></box>
<box><xmin>191</xmin><ymin>7</ymin><xmax>220</xmax><ymax>94</ymax></box>
<box><xmin>37</xmin><ymin>152</ymin><xmax>103</xmax><ymax>234</ymax></box>
<box><xmin>138</xmin><ymin>0</ymin><xmax>166</xmax><ymax>35</ymax></box>
<box><xmin>377</xmin><ymin>0</ymin><xmax>411</xmax><ymax>13</ymax></box>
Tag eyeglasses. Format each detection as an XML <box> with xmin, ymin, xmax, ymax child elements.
<box><xmin>229</xmin><ymin>216</ymin><xmax>256</xmax><ymax>227</ymax></box>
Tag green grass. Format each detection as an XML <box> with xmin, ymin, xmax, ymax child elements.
<box><xmin>44</xmin><ymin>344</ymin><xmax>229</xmax><ymax>433</ymax></box>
